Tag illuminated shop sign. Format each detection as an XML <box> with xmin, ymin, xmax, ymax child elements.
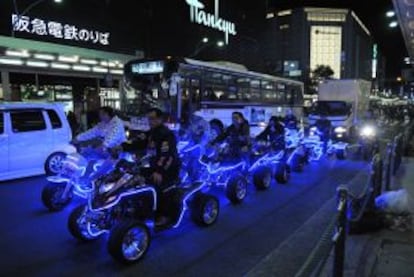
<box><xmin>11</xmin><ymin>14</ymin><xmax>110</xmax><ymax>46</ymax></box>
<box><xmin>185</xmin><ymin>0</ymin><xmax>237</xmax><ymax>44</ymax></box>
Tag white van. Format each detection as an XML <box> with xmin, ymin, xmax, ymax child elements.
<box><xmin>0</xmin><ymin>102</ymin><xmax>76</xmax><ymax>181</ymax></box>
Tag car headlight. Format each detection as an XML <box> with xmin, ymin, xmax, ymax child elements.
<box><xmin>360</xmin><ymin>126</ymin><xmax>376</xmax><ymax>137</ymax></box>
<box><xmin>334</xmin><ymin>127</ymin><xmax>347</xmax><ymax>133</ymax></box>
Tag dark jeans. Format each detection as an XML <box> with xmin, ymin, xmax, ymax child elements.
<box><xmin>140</xmin><ymin>167</ymin><xmax>180</xmax><ymax>218</ymax></box>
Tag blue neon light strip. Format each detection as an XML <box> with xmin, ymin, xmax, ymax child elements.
<box><xmin>173</xmin><ymin>183</ymin><xmax>208</xmax><ymax>228</ymax></box>
<box><xmin>87</xmin><ymin>186</ymin><xmax>157</xmax><ymax>212</ymax></box>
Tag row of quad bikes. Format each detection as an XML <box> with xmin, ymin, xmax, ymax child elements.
<box><xmin>41</xmin><ymin>127</ymin><xmax>327</xmax><ymax>264</ymax></box>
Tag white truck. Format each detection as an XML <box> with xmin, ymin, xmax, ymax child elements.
<box><xmin>309</xmin><ymin>79</ymin><xmax>371</xmax><ymax>131</ymax></box>
<box><xmin>307</xmin><ymin>79</ymin><xmax>372</xmax><ymax>159</ymax></box>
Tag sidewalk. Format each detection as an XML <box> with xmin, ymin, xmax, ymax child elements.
<box><xmin>321</xmin><ymin>158</ymin><xmax>414</xmax><ymax>277</ymax></box>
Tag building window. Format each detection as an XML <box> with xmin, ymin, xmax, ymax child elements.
<box><xmin>283</xmin><ymin>61</ymin><xmax>301</xmax><ymax>77</ymax></box>
<box><xmin>277</xmin><ymin>10</ymin><xmax>292</xmax><ymax>17</ymax></box>
<box><xmin>310</xmin><ymin>26</ymin><xmax>342</xmax><ymax>79</ymax></box>
<box><xmin>279</xmin><ymin>24</ymin><xmax>290</xmax><ymax>30</ymax></box>
<box><xmin>10</xmin><ymin>110</ymin><xmax>46</xmax><ymax>133</ymax></box>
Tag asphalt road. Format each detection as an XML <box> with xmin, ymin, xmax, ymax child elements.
<box><xmin>0</xmin><ymin>156</ymin><xmax>368</xmax><ymax>277</ymax></box>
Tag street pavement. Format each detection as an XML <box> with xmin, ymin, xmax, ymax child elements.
<box><xmin>0</xmin><ymin>156</ymin><xmax>367</xmax><ymax>277</ymax></box>
<box><xmin>0</xmin><ymin>121</ymin><xmax>402</xmax><ymax>277</ymax></box>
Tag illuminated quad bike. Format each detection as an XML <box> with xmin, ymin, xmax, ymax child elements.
<box><xmin>330</xmin><ymin>126</ymin><xmax>351</xmax><ymax>160</ymax></box>
<box><xmin>284</xmin><ymin>127</ymin><xmax>308</xmax><ymax>172</ymax></box>
<box><xmin>67</xmin><ymin>158</ymin><xmax>219</xmax><ymax>264</ymax></box>
<box><xmin>41</xmin><ymin>139</ymin><xmax>131</xmax><ymax>212</ymax></box>
<box><xmin>303</xmin><ymin>124</ymin><xmax>349</xmax><ymax>160</ymax></box>
<box><xmin>197</xmin><ymin>140</ymin><xmax>289</xmax><ymax>204</ymax></box>
<box><xmin>250</xmin><ymin>138</ymin><xmax>291</xmax><ymax>186</ymax></box>
<box><xmin>301</xmin><ymin>126</ymin><xmax>329</xmax><ymax>162</ymax></box>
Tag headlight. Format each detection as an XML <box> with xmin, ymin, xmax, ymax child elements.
<box><xmin>334</xmin><ymin>127</ymin><xmax>347</xmax><ymax>133</ymax></box>
<box><xmin>360</xmin><ymin>126</ymin><xmax>376</xmax><ymax>137</ymax></box>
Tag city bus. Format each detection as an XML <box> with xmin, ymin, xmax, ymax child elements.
<box><xmin>122</xmin><ymin>57</ymin><xmax>304</xmax><ymax>135</ymax></box>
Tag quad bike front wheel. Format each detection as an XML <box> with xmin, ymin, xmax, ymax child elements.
<box><xmin>253</xmin><ymin>166</ymin><xmax>272</xmax><ymax>190</ymax></box>
<box><xmin>41</xmin><ymin>182</ymin><xmax>72</xmax><ymax>212</ymax></box>
<box><xmin>336</xmin><ymin>149</ymin><xmax>347</xmax><ymax>160</ymax></box>
<box><xmin>191</xmin><ymin>194</ymin><xmax>220</xmax><ymax>226</ymax></box>
<box><xmin>107</xmin><ymin>220</ymin><xmax>151</xmax><ymax>264</ymax></box>
<box><xmin>226</xmin><ymin>175</ymin><xmax>248</xmax><ymax>204</ymax></box>
<box><xmin>68</xmin><ymin>204</ymin><xmax>99</xmax><ymax>242</ymax></box>
<box><xmin>275</xmin><ymin>163</ymin><xmax>290</xmax><ymax>184</ymax></box>
<box><xmin>290</xmin><ymin>153</ymin><xmax>305</xmax><ymax>172</ymax></box>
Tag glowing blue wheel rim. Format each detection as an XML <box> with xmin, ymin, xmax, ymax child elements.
<box><xmin>202</xmin><ymin>199</ymin><xmax>219</xmax><ymax>225</ymax></box>
<box><xmin>122</xmin><ymin>227</ymin><xmax>150</xmax><ymax>261</ymax></box>
<box><xmin>236</xmin><ymin>180</ymin><xmax>247</xmax><ymax>200</ymax></box>
<box><xmin>263</xmin><ymin>172</ymin><xmax>271</xmax><ymax>188</ymax></box>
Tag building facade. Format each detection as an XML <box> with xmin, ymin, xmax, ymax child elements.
<box><xmin>262</xmin><ymin>7</ymin><xmax>375</xmax><ymax>83</ymax></box>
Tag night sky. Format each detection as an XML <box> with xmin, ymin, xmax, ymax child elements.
<box><xmin>0</xmin><ymin>0</ymin><xmax>407</xmax><ymax>77</ymax></box>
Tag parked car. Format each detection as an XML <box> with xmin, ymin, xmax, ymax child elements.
<box><xmin>0</xmin><ymin>102</ymin><xmax>76</xmax><ymax>181</ymax></box>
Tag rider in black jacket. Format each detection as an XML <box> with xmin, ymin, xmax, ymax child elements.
<box><xmin>141</xmin><ymin>108</ymin><xmax>180</xmax><ymax>189</ymax></box>
<box><xmin>256</xmin><ymin>116</ymin><xmax>285</xmax><ymax>151</ymax></box>
<box><xmin>210</xmin><ymin>112</ymin><xmax>251</xmax><ymax>159</ymax></box>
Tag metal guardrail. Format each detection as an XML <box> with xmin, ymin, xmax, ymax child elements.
<box><xmin>295</xmin><ymin>151</ymin><xmax>389</xmax><ymax>277</ymax></box>
<box><xmin>296</xmin><ymin>123</ymin><xmax>414</xmax><ymax>277</ymax></box>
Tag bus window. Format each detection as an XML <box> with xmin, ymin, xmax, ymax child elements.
<box><xmin>262</xmin><ymin>81</ymin><xmax>276</xmax><ymax>102</ymax></box>
<box><xmin>182</xmin><ymin>77</ymin><xmax>201</xmax><ymax>121</ymax></box>
<box><xmin>249</xmin><ymin>79</ymin><xmax>261</xmax><ymax>101</ymax></box>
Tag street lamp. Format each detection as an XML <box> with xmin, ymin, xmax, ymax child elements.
<box><xmin>386</xmin><ymin>10</ymin><xmax>395</xmax><ymax>17</ymax></box>
<box><xmin>190</xmin><ymin>38</ymin><xmax>225</xmax><ymax>57</ymax></box>
<box><xmin>389</xmin><ymin>21</ymin><xmax>398</xmax><ymax>28</ymax></box>
<box><xmin>216</xmin><ymin>41</ymin><xmax>225</xmax><ymax>47</ymax></box>
<box><xmin>12</xmin><ymin>0</ymin><xmax>63</xmax><ymax>36</ymax></box>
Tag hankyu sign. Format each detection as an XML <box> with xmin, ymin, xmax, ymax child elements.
<box><xmin>11</xmin><ymin>14</ymin><xmax>110</xmax><ymax>46</ymax></box>
<box><xmin>185</xmin><ymin>0</ymin><xmax>236</xmax><ymax>44</ymax></box>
